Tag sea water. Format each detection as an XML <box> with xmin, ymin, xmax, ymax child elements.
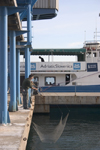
<box><xmin>26</xmin><ymin>106</ymin><xmax>100</xmax><ymax>150</ymax></box>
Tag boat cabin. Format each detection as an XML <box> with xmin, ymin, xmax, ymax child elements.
<box><xmin>20</xmin><ymin>44</ymin><xmax>100</xmax><ymax>88</ymax></box>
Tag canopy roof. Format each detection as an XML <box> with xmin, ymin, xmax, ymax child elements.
<box><xmin>31</xmin><ymin>48</ymin><xmax>86</xmax><ymax>55</ymax></box>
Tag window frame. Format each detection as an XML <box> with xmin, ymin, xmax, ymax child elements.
<box><xmin>45</xmin><ymin>76</ymin><xmax>56</xmax><ymax>86</ymax></box>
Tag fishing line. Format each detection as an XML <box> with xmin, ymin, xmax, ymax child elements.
<box><xmin>57</xmin><ymin>104</ymin><xmax>63</xmax><ymax>116</ymax></box>
<box><xmin>65</xmin><ymin>104</ymin><xmax>70</xmax><ymax>113</ymax></box>
<box><xmin>32</xmin><ymin>81</ymin><xmax>71</xmax><ymax>114</ymax></box>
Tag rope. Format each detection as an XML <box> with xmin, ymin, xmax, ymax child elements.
<box><xmin>57</xmin><ymin>104</ymin><xmax>63</xmax><ymax>116</ymax></box>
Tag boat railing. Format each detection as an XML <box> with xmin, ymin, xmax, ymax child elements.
<box><xmin>39</xmin><ymin>82</ymin><xmax>100</xmax><ymax>95</ymax></box>
<box><xmin>84</xmin><ymin>40</ymin><xmax>100</xmax><ymax>44</ymax></box>
<box><xmin>83</xmin><ymin>40</ymin><xmax>100</xmax><ymax>48</ymax></box>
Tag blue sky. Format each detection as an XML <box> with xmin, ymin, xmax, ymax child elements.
<box><xmin>31</xmin><ymin>0</ymin><xmax>100</xmax><ymax>49</ymax></box>
<box><xmin>21</xmin><ymin>0</ymin><xmax>100</xmax><ymax>62</ymax></box>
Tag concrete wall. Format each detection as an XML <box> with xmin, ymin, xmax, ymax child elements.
<box><xmin>34</xmin><ymin>95</ymin><xmax>100</xmax><ymax>113</ymax></box>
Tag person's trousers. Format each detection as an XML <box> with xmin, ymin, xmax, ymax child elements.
<box><xmin>22</xmin><ymin>89</ymin><xmax>28</xmax><ymax>109</ymax></box>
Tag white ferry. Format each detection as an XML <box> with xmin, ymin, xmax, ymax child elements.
<box><xmin>20</xmin><ymin>41</ymin><xmax>100</xmax><ymax>92</ymax></box>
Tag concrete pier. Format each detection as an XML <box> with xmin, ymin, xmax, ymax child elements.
<box><xmin>0</xmin><ymin>96</ymin><xmax>35</xmax><ymax>150</ymax></box>
<box><xmin>0</xmin><ymin>92</ymin><xmax>100</xmax><ymax>149</ymax></box>
<box><xmin>34</xmin><ymin>93</ymin><xmax>100</xmax><ymax>113</ymax></box>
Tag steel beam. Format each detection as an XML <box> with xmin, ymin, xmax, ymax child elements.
<box><xmin>28</xmin><ymin>51</ymin><xmax>31</xmax><ymax>108</ymax></box>
<box><xmin>25</xmin><ymin>4</ymin><xmax>32</xmax><ymax>107</ymax></box>
<box><xmin>31</xmin><ymin>0</ymin><xmax>38</xmax><ymax>11</ymax></box>
<box><xmin>20</xmin><ymin>8</ymin><xmax>27</xmax><ymax>21</ymax></box>
<box><xmin>8</xmin><ymin>6</ymin><xmax>26</xmax><ymax>16</ymax></box>
<box><xmin>8</xmin><ymin>30</ymin><xmax>18</xmax><ymax>112</ymax></box>
<box><xmin>25</xmin><ymin>48</ymin><xmax>29</xmax><ymax>78</ymax></box>
<box><xmin>16</xmin><ymin>42</ymin><xmax>22</xmax><ymax>105</ymax></box>
<box><xmin>0</xmin><ymin>7</ymin><xmax>10</xmax><ymax>124</ymax></box>
<box><xmin>8</xmin><ymin>30</ymin><xmax>28</xmax><ymax>37</ymax></box>
<box><xmin>20</xmin><ymin>0</ymin><xmax>37</xmax><ymax>21</ymax></box>
<box><xmin>8</xmin><ymin>30</ymin><xmax>27</xmax><ymax>111</ymax></box>
<box><xmin>25</xmin><ymin>4</ymin><xmax>31</xmax><ymax>79</ymax></box>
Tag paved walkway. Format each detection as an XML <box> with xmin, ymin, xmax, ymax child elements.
<box><xmin>0</xmin><ymin>96</ymin><xmax>35</xmax><ymax>150</ymax></box>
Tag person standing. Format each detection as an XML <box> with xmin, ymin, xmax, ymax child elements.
<box><xmin>22</xmin><ymin>74</ymin><xmax>38</xmax><ymax>109</ymax></box>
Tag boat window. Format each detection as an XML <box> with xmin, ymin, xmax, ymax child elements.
<box><xmin>86</xmin><ymin>52</ymin><xmax>91</xmax><ymax>58</ymax></box>
<box><xmin>65</xmin><ymin>74</ymin><xmax>70</xmax><ymax>85</ymax></box>
<box><xmin>45</xmin><ymin>77</ymin><xmax>56</xmax><ymax>86</ymax></box>
<box><xmin>93</xmin><ymin>53</ymin><xmax>96</xmax><ymax>57</ymax></box>
<box><xmin>98</xmin><ymin>75</ymin><xmax>100</xmax><ymax>78</ymax></box>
